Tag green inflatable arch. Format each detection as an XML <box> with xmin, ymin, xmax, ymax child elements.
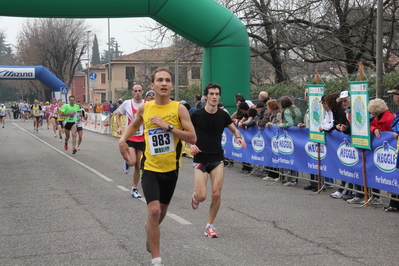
<box><xmin>1</xmin><ymin>0</ymin><xmax>250</xmax><ymax>110</ymax></box>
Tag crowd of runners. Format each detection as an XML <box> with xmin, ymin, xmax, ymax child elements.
<box><xmin>1</xmin><ymin>97</ymin><xmax>88</xmax><ymax>154</ymax></box>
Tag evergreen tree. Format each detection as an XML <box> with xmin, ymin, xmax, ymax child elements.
<box><xmin>91</xmin><ymin>34</ymin><xmax>101</xmax><ymax>66</ymax></box>
<box><xmin>100</xmin><ymin>37</ymin><xmax>123</xmax><ymax>63</ymax></box>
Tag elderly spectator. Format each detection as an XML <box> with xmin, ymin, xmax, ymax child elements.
<box><xmin>365</xmin><ymin>98</ymin><xmax>395</xmax><ymax>205</ymax></box>
<box><xmin>368</xmin><ymin>98</ymin><xmax>395</xmax><ymax>139</ymax></box>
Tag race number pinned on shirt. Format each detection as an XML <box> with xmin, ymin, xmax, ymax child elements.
<box><xmin>148</xmin><ymin>127</ymin><xmax>174</xmax><ymax>155</ymax></box>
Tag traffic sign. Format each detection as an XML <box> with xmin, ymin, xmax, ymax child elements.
<box><xmin>60</xmin><ymin>87</ymin><xmax>69</xmax><ymax>94</ymax></box>
<box><xmin>89</xmin><ymin>72</ymin><xmax>97</xmax><ymax>80</ymax></box>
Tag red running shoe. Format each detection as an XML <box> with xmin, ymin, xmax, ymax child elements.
<box><xmin>204</xmin><ymin>225</ymin><xmax>218</xmax><ymax>238</ymax></box>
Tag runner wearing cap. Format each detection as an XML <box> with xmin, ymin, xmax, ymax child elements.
<box><xmin>44</xmin><ymin>101</ymin><xmax>52</xmax><ymax>129</ymax></box>
<box><xmin>145</xmin><ymin>89</ymin><xmax>155</xmax><ymax>101</ymax></box>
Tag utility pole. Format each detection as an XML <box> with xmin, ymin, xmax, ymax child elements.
<box><xmin>174</xmin><ymin>34</ymin><xmax>179</xmax><ymax>101</ymax></box>
<box><xmin>108</xmin><ymin>18</ymin><xmax>112</xmax><ymax>102</ymax></box>
<box><xmin>86</xmin><ymin>31</ymin><xmax>91</xmax><ymax>104</ymax></box>
<box><xmin>376</xmin><ymin>0</ymin><xmax>383</xmax><ymax>98</ymax></box>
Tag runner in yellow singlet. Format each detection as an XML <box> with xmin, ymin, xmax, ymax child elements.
<box><xmin>118</xmin><ymin>68</ymin><xmax>196</xmax><ymax>266</ymax></box>
<box><xmin>30</xmin><ymin>100</ymin><xmax>42</xmax><ymax>133</ymax></box>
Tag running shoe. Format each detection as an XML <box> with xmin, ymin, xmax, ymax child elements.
<box><xmin>72</xmin><ymin>148</ymin><xmax>77</xmax><ymax>154</ymax></box>
<box><xmin>64</xmin><ymin>143</ymin><xmax>68</xmax><ymax>150</ymax></box>
<box><xmin>384</xmin><ymin>206</ymin><xmax>398</xmax><ymax>212</ymax></box>
<box><xmin>54</xmin><ymin>135</ymin><xmax>57</xmax><ymax>138</ymax></box>
<box><xmin>190</xmin><ymin>191</ymin><xmax>199</xmax><ymax>209</ymax></box>
<box><xmin>330</xmin><ymin>191</ymin><xmax>343</xmax><ymax>198</ymax></box>
<box><xmin>204</xmin><ymin>225</ymin><xmax>219</xmax><ymax>238</ymax></box>
<box><xmin>347</xmin><ymin>197</ymin><xmax>365</xmax><ymax>204</ymax></box>
<box><xmin>151</xmin><ymin>261</ymin><xmax>164</xmax><ymax>266</ymax></box>
<box><xmin>122</xmin><ymin>161</ymin><xmax>131</xmax><ymax>174</ymax></box>
<box><xmin>284</xmin><ymin>181</ymin><xmax>297</xmax><ymax>186</ymax></box>
<box><xmin>77</xmin><ymin>146</ymin><xmax>81</xmax><ymax>151</ymax></box>
<box><xmin>131</xmin><ymin>188</ymin><xmax>142</xmax><ymax>198</ymax></box>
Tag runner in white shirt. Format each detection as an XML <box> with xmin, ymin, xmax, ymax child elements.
<box><xmin>76</xmin><ymin>101</ymin><xmax>88</xmax><ymax>150</ymax></box>
<box><xmin>116</xmin><ymin>83</ymin><xmax>146</xmax><ymax>198</ymax></box>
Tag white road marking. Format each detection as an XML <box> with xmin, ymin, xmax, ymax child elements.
<box><xmin>117</xmin><ymin>185</ymin><xmax>130</xmax><ymax>191</ymax></box>
<box><xmin>167</xmin><ymin>213</ymin><xmax>192</xmax><ymax>225</ymax></box>
<box><xmin>16</xmin><ymin>123</ymin><xmax>192</xmax><ymax>225</ymax></box>
<box><xmin>14</xmin><ymin>123</ymin><xmax>113</xmax><ymax>182</ymax></box>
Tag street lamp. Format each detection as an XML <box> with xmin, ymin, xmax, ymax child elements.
<box><xmin>86</xmin><ymin>30</ymin><xmax>91</xmax><ymax>104</ymax></box>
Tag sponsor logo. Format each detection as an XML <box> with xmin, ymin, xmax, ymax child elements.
<box><xmin>251</xmin><ymin>132</ymin><xmax>265</xmax><ymax>152</ymax></box>
<box><xmin>311</xmin><ymin>97</ymin><xmax>322</xmax><ymax>128</ymax></box>
<box><xmin>148</xmin><ymin>127</ymin><xmax>167</xmax><ymax>136</ymax></box>
<box><xmin>221</xmin><ymin>132</ymin><xmax>226</xmax><ymax>147</ymax></box>
<box><xmin>278</xmin><ymin>131</ymin><xmax>294</xmax><ymax>155</ymax></box>
<box><xmin>271</xmin><ymin>132</ymin><xmax>279</xmax><ymax>155</ymax></box>
<box><xmin>0</xmin><ymin>68</ymin><xmax>35</xmax><ymax>78</ymax></box>
<box><xmin>336</xmin><ymin>138</ymin><xmax>359</xmax><ymax>166</ymax></box>
<box><xmin>305</xmin><ymin>141</ymin><xmax>327</xmax><ymax>160</ymax></box>
<box><xmin>352</xmin><ymin>96</ymin><xmax>367</xmax><ymax>131</ymax></box>
<box><xmin>232</xmin><ymin>135</ymin><xmax>243</xmax><ymax>150</ymax></box>
<box><xmin>373</xmin><ymin>141</ymin><xmax>397</xmax><ymax>173</ymax></box>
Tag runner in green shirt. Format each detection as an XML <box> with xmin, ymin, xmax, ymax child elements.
<box><xmin>61</xmin><ymin>95</ymin><xmax>81</xmax><ymax>154</ymax></box>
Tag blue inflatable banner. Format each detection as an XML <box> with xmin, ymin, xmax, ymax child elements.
<box><xmin>223</xmin><ymin>127</ymin><xmax>399</xmax><ymax>194</ymax></box>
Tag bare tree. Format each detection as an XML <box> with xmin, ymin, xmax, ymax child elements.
<box><xmin>16</xmin><ymin>18</ymin><xmax>89</xmax><ymax>99</ymax></box>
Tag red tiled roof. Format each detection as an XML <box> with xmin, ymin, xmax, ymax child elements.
<box><xmin>112</xmin><ymin>46</ymin><xmax>203</xmax><ymax>62</ymax></box>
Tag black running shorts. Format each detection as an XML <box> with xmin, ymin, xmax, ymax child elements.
<box><xmin>141</xmin><ymin>169</ymin><xmax>179</xmax><ymax>205</ymax></box>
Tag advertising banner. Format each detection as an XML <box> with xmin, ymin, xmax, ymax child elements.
<box><xmin>349</xmin><ymin>81</ymin><xmax>371</xmax><ymax>149</ymax></box>
<box><xmin>307</xmin><ymin>84</ymin><xmax>325</xmax><ymax>143</ymax></box>
<box><xmin>223</xmin><ymin>127</ymin><xmax>398</xmax><ymax>194</ymax></box>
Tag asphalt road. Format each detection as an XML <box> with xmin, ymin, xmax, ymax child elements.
<box><xmin>1</xmin><ymin>118</ymin><xmax>399</xmax><ymax>266</ymax></box>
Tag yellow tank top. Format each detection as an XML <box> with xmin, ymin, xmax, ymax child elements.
<box><xmin>32</xmin><ymin>105</ymin><xmax>41</xmax><ymax>116</ymax></box>
<box><xmin>56</xmin><ymin>107</ymin><xmax>64</xmax><ymax>121</ymax></box>
<box><xmin>143</xmin><ymin>101</ymin><xmax>183</xmax><ymax>172</ymax></box>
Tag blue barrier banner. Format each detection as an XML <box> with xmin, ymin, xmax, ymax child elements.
<box><xmin>223</xmin><ymin>127</ymin><xmax>399</xmax><ymax>194</ymax></box>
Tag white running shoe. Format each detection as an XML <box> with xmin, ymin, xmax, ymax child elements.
<box><xmin>123</xmin><ymin>161</ymin><xmax>131</xmax><ymax>174</ymax></box>
<box><xmin>131</xmin><ymin>188</ymin><xmax>142</xmax><ymax>198</ymax></box>
<box><xmin>330</xmin><ymin>191</ymin><xmax>343</xmax><ymax>199</ymax></box>
<box><xmin>263</xmin><ymin>176</ymin><xmax>275</xmax><ymax>181</ymax></box>
<box><xmin>284</xmin><ymin>181</ymin><xmax>297</xmax><ymax>186</ymax></box>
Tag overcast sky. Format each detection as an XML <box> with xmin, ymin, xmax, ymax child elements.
<box><xmin>0</xmin><ymin>16</ymin><xmax>168</xmax><ymax>55</ymax></box>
